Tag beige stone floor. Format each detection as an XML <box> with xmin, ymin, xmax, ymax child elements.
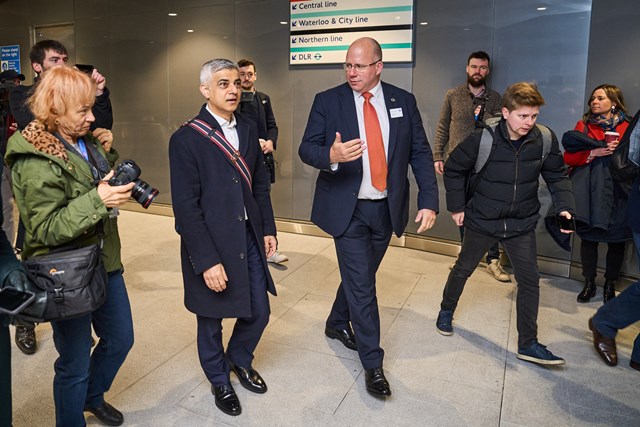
<box><xmin>9</xmin><ymin>210</ymin><xmax>640</xmax><ymax>426</ymax></box>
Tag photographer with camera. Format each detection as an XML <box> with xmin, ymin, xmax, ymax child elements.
<box><xmin>433</xmin><ymin>51</ymin><xmax>507</xmax><ymax>282</ymax></box>
<box><xmin>5</xmin><ymin>66</ymin><xmax>134</xmax><ymax>426</ymax></box>
<box><xmin>9</xmin><ymin>40</ymin><xmax>114</xmax><ymax>356</ymax></box>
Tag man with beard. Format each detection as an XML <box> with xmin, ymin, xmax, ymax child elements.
<box><xmin>433</xmin><ymin>51</ymin><xmax>507</xmax><ymax>282</ymax></box>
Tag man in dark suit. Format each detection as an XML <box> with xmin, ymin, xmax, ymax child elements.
<box><xmin>169</xmin><ymin>58</ymin><xmax>278</xmax><ymax>416</ymax></box>
<box><xmin>237</xmin><ymin>58</ymin><xmax>288</xmax><ymax>264</ymax></box>
<box><xmin>298</xmin><ymin>37</ymin><xmax>439</xmax><ymax>397</ymax></box>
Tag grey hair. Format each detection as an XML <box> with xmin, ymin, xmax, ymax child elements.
<box><xmin>200</xmin><ymin>58</ymin><xmax>238</xmax><ymax>85</ymax></box>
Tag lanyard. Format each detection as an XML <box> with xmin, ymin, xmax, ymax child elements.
<box><xmin>76</xmin><ymin>138</ymin><xmax>89</xmax><ymax>161</ymax></box>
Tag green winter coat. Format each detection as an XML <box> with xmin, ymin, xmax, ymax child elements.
<box><xmin>4</xmin><ymin>121</ymin><xmax>123</xmax><ymax>273</ymax></box>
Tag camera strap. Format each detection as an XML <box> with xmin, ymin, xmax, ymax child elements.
<box><xmin>186</xmin><ymin>119</ymin><xmax>253</xmax><ymax>190</ymax></box>
<box><xmin>53</xmin><ymin>133</ymin><xmax>110</xmax><ymax>183</ymax></box>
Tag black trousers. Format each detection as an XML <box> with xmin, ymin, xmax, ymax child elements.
<box><xmin>327</xmin><ymin>199</ymin><xmax>392</xmax><ymax>369</ymax></box>
<box><xmin>1</xmin><ymin>316</ymin><xmax>11</xmax><ymax>426</ymax></box>
<box><xmin>441</xmin><ymin>228</ymin><xmax>540</xmax><ymax>349</ymax></box>
<box><xmin>580</xmin><ymin>240</ymin><xmax>626</xmax><ymax>280</ymax></box>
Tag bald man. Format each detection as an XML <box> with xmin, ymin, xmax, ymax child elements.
<box><xmin>299</xmin><ymin>37</ymin><xmax>438</xmax><ymax>397</ymax></box>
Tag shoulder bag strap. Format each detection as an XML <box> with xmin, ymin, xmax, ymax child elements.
<box><xmin>185</xmin><ymin>119</ymin><xmax>253</xmax><ymax>190</ymax></box>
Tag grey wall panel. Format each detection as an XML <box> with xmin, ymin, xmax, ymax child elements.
<box><xmin>1</xmin><ymin>0</ymin><xmax>639</xmax><ymax>278</ymax></box>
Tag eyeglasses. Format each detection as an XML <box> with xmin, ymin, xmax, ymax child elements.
<box><xmin>239</xmin><ymin>72</ymin><xmax>255</xmax><ymax>78</ymax></box>
<box><xmin>468</xmin><ymin>65</ymin><xmax>489</xmax><ymax>71</ymax></box>
<box><xmin>343</xmin><ymin>60</ymin><xmax>380</xmax><ymax>72</ymax></box>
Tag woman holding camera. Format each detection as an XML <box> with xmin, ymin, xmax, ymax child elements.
<box><xmin>5</xmin><ymin>66</ymin><xmax>134</xmax><ymax>426</ymax></box>
<box><xmin>562</xmin><ymin>84</ymin><xmax>631</xmax><ymax>304</ymax></box>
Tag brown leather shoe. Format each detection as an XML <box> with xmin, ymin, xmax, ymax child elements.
<box><xmin>588</xmin><ymin>317</ymin><xmax>617</xmax><ymax>366</ymax></box>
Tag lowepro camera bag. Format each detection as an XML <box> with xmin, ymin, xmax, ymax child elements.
<box><xmin>19</xmin><ymin>244</ymin><xmax>107</xmax><ymax>322</ymax></box>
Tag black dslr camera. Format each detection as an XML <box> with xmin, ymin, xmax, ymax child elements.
<box><xmin>108</xmin><ymin>160</ymin><xmax>159</xmax><ymax>209</ymax></box>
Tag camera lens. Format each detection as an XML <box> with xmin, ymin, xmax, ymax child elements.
<box><xmin>131</xmin><ymin>179</ymin><xmax>159</xmax><ymax>209</ymax></box>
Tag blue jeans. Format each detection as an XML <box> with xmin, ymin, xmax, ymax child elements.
<box><xmin>51</xmin><ymin>270</ymin><xmax>134</xmax><ymax>427</ymax></box>
<box><xmin>442</xmin><ymin>228</ymin><xmax>540</xmax><ymax>348</ymax></box>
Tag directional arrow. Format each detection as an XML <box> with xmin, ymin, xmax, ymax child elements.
<box><xmin>291</xmin><ymin>54</ymin><xmax>297</xmax><ymax>60</ymax></box>
<box><xmin>292</xmin><ymin>21</ymin><xmax>297</xmax><ymax>27</ymax></box>
<box><xmin>292</xmin><ymin>4</ymin><xmax>297</xmax><ymax>10</ymax></box>
<box><xmin>292</xmin><ymin>37</ymin><xmax>297</xmax><ymax>43</ymax></box>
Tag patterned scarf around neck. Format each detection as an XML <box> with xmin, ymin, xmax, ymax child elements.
<box><xmin>587</xmin><ymin>110</ymin><xmax>626</xmax><ymax>131</ymax></box>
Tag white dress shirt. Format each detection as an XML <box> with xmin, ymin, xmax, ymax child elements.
<box><xmin>353</xmin><ymin>81</ymin><xmax>390</xmax><ymax>200</ymax></box>
<box><xmin>206</xmin><ymin>106</ymin><xmax>247</xmax><ymax>219</ymax></box>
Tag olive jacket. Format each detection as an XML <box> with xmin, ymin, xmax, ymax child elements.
<box><xmin>5</xmin><ymin>121</ymin><xmax>122</xmax><ymax>272</ymax></box>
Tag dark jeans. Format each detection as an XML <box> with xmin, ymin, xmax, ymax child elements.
<box><xmin>0</xmin><ymin>316</ymin><xmax>10</xmax><ymax>427</ymax></box>
<box><xmin>592</xmin><ymin>280</ymin><xmax>640</xmax><ymax>363</ymax></box>
<box><xmin>327</xmin><ymin>199</ymin><xmax>392</xmax><ymax>369</ymax></box>
<box><xmin>441</xmin><ymin>228</ymin><xmax>540</xmax><ymax>348</ymax></box>
<box><xmin>459</xmin><ymin>225</ymin><xmax>500</xmax><ymax>264</ymax></box>
<box><xmin>580</xmin><ymin>239</ymin><xmax>626</xmax><ymax>280</ymax></box>
<box><xmin>51</xmin><ymin>270</ymin><xmax>134</xmax><ymax>427</ymax></box>
<box><xmin>196</xmin><ymin>226</ymin><xmax>270</xmax><ymax>387</ymax></box>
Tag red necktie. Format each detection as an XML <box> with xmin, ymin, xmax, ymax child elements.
<box><xmin>362</xmin><ymin>92</ymin><xmax>387</xmax><ymax>191</ymax></box>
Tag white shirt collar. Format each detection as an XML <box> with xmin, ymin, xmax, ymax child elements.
<box><xmin>354</xmin><ymin>80</ymin><xmax>383</xmax><ymax>99</ymax></box>
<box><xmin>206</xmin><ymin>105</ymin><xmax>237</xmax><ymax>129</ymax></box>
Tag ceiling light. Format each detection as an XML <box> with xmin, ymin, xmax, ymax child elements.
<box><xmin>280</xmin><ymin>21</ymin><xmax>288</xmax><ymax>25</ymax></box>
<box><xmin>187</xmin><ymin>29</ymin><xmax>194</xmax><ymax>33</ymax></box>
<box><xmin>168</xmin><ymin>13</ymin><xmax>177</xmax><ymax>16</ymax></box>
<box><xmin>537</xmin><ymin>7</ymin><xmax>547</xmax><ymax>11</ymax></box>
<box><xmin>419</xmin><ymin>22</ymin><xmax>428</xmax><ymax>25</ymax></box>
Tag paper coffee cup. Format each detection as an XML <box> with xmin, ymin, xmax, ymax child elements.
<box><xmin>604</xmin><ymin>131</ymin><xmax>619</xmax><ymax>144</ymax></box>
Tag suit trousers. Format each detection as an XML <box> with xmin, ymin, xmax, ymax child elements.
<box><xmin>441</xmin><ymin>228</ymin><xmax>540</xmax><ymax>349</ymax></box>
<box><xmin>327</xmin><ymin>199</ymin><xmax>392</xmax><ymax>369</ymax></box>
<box><xmin>196</xmin><ymin>225</ymin><xmax>270</xmax><ymax>387</ymax></box>
<box><xmin>592</xmin><ymin>280</ymin><xmax>640</xmax><ymax>363</ymax></box>
<box><xmin>51</xmin><ymin>270</ymin><xmax>134</xmax><ymax>426</ymax></box>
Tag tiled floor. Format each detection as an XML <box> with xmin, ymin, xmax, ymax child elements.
<box><xmin>10</xmin><ymin>211</ymin><xmax>640</xmax><ymax>426</ymax></box>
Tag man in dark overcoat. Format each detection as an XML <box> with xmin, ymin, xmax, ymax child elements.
<box><xmin>169</xmin><ymin>58</ymin><xmax>277</xmax><ymax>417</ymax></box>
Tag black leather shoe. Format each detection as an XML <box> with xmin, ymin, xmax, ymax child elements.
<box><xmin>603</xmin><ymin>279</ymin><xmax>616</xmax><ymax>303</ymax></box>
<box><xmin>229</xmin><ymin>362</ymin><xmax>267</xmax><ymax>394</ymax></box>
<box><xmin>588</xmin><ymin>317</ymin><xmax>617</xmax><ymax>366</ymax></box>
<box><xmin>365</xmin><ymin>367</ymin><xmax>391</xmax><ymax>397</ymax></box>
<box><xmin>630</xmin><ymin>359</ymin><xmax>640</xmax><ymax>371</ymax></box>
<box><xmin>577</xmin><ymin>278</ymin><xmax>596</xmax><ymax>303</ymax></box>
<box><xmin>14</xmin><ymin>324</ymin><xmax>37</xmax><ymax>355</ymax></box>
<box><xmin>84</xmin><ymin>401</ymin><xmax>124</xmax><ymax>426</ymax></box>
<box><xmin>212</xmin><ymin>384</ymin><xmax>241</xmax><ymax>416</ymax></box>
<box><xmin>325</xmin><ymin>326</ymin><xmax>357</xmax><ymax>350</ymax></box>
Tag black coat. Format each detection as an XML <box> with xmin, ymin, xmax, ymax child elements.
<box><xmin>169</xmin><ymin>105</ymin><xmax>276</xmax><ymax>318</ymax></box>
<box><xmin>237</xmin><ymin>91</ymin><xmax>278</xmax><ymax>147</ymax></box>
<box><xmin>10</xmin><ymin>84</ymin><xmax>113</xmax><ymax>131</ymax></box>
<box><xmin>562</xmin><ymin>128</ymin><xmax>632</xmax><ymax>242</ymax></box>
<box><xmin>444</xmin><ymin>119</ymin><xmax>574</xmax><ymax>238</ymax></box>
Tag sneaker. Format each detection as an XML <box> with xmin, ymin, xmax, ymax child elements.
<box><xmin>267</xmin><ymin>250</ymin><xmax>289</xmax><ymax>264</ymax></box>
<box><xmin>487</xmin><ymin>259</ymin><xmax>511</xmax><ymax>282</ymax></box>
<box><xmin>436</xmin><ymin>310</ymin><xmax>454</xmax><ymax>336</ymax></box>
<box><xmin>517</xmin><ymin>341</ymin><xmax>565</xmax><ymax>366</ymax></box>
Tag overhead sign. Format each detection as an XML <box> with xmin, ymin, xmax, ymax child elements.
<box><xmin>0</xmin><ymin>45</ymin><xmax>21</xmax><ymax>73</ymax></box>
<box><xmin>289</xmin><ymin>0</ymin><xmax>413</xmax><ymax>65</ymax></box>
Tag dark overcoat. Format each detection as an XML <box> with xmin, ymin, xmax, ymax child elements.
<box><xmin>169</xmin><ymin>105</ymin><xmax>276</xmax><ymax>318</ymax></box>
